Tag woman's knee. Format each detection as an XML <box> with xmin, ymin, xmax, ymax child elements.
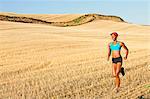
<box><xmin>112</xmin><ymin>71</ymin><xmax>116</xmax><ymax>77</ymax></box>
<box><xmin>113</xmin><ymin>73</ymin><xmax>116</xmax><ymax>77</ymax></box>
<box><xmin>113</xmin><ymin>72</ymin><xmax>118</xmax><ymax>77</ymax></box>
<box><xmin>114</xmin><ymin>72</ymin><xmax>119</xmax><ymax>77</ymax></box>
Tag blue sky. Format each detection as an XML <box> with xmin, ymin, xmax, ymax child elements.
<box><xmin>0</xmin><ymin>0</ymin><xmax>149</xmax><ymax>25</ymax></box>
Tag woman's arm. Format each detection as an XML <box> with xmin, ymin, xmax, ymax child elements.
<box><xmin>120</xmin><ymin>42</ymin><xmax>129</xmax><ymax>60</ymax></box>
<box><xmin>107</xmin><ymin>43</ymin><xmax>111</xmax><ymax>61</ymax></box>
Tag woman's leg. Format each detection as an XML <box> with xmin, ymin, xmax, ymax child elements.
<box><xmin>116</xmin><ymin>62</ymin><xmax>122</xmax><ymax>89</ymax></box>
<box><xmin>112</xmin><ymin>63</ymin><xmax>117</xmax><ymax>77</ymax></box>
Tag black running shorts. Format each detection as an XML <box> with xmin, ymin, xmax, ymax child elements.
<box><xmin>112</xmin><ymin>56</ymin><xmax>122</xmax><ymax>63</ymax></box>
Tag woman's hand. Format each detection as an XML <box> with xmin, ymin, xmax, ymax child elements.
<box><xmin>124</xmin><ymin>56</ymin><xmax>127</xmax><ymax>60</ymax></box>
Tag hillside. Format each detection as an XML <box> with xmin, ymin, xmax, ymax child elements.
<box><xmin>0</xmin><ymin>13</ymin><xmax>125</xmax><ymax>26</ymax></box>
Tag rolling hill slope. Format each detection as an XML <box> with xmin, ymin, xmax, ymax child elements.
<box><xmin>0</xmin><ymin>13</ymin><xmax>125</xmax><ymax>26</ymax></box>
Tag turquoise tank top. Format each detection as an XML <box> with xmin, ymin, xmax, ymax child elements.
<box><xmin>110</xmin><ymin>41</ymin><xmax>121</xmax><ymax>51</ymax></box>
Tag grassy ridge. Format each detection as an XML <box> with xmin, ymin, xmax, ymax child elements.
<box><xmin>0</xmin><ymin>14</ymin><xmax>125</xmax><ymax>26</ymax></box>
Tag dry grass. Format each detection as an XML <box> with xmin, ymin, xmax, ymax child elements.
<box><xmin>0</xmin><ymin>18</ymin><xmax>150</xmax><ymax>99</ymax></box>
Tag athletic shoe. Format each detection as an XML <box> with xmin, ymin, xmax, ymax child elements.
<box><xmin>120</xmin><ymin>67</ymin><xmax>125</xmax><ymax>76</ymax></box>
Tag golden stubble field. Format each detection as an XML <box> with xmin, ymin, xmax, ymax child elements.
<box><xmin>0</xmin><ymin>17</ymin><xmax>150</xmax><ymax>98</ymax></box>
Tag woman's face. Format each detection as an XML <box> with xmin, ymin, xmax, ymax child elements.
<box><xmin>111</xmin><ymin>34</ymin><xmax>117</xmax><ymax>41</ymax></box>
